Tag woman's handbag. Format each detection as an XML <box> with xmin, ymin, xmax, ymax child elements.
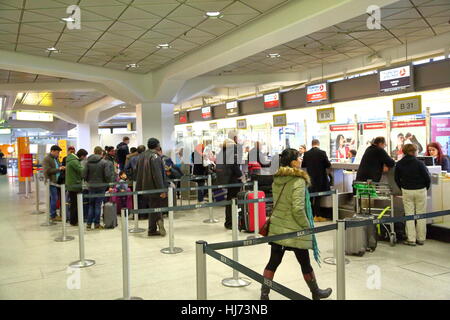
<box><xmin>258</xmin><ymin>182</ymin><xmax>288</xmax><ymax>237</ymax></box>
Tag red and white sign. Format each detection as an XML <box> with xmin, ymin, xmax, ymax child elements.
<box><xmin>307</xmin><ymin>83</ymin><xmax>328</xmax><ymax>103</ymax></box>
<box><xmin>179</xmin><ymin>112</ymin><xmax>188</xmax><ymax>124</ymax></box>
<box><xmin>19</xmin><ymin>153</ymin><xmax>33</xmax><ymax>178</ymax></box>
<box><xmin>264</xmin><ymin>93</ymin><xmax>280</xmax><ymax>109</ymax></box>
<box><xmin>201</xmin><ymin>106</ymin><xmax>212</xmax><ymax>120</ymax></box>
<box><xmin>363</xmin><ymin>122</ymin><xmax>386</xmax><ymax>130</ymax></box>
<box><xmin>391</xmin><ymin>120</ymin><xmax>426</xmax><ymax>128</ymax></box>
<box><xmin>330</xmin><ymin>124</ymin><xmax>355</xmax><ymax>132</ymax></box>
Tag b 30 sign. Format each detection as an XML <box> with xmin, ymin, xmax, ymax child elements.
<box><xmin>317</xmin><ymin>108</ymin><xmax>335</xmax><ymax>123</ymax></box>
<box><xmin>273</xmin><ymin>114</ymin><xmax>287</xmax><ymax>127</ymax></box>
<box><xmin>393</xmin><ymin>95</ymin><xmax>422</xmax><ymax>116</ymax></box>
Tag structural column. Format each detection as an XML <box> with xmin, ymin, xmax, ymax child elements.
<box><xmin>76</xmin><ymin>123</ymin><xmax>99</xmax><ymax>153</ymax></box>
<box><xmin>136</xmin><ymin>102</ymin><xmax>175</xmax><ymax>156</ymax></box>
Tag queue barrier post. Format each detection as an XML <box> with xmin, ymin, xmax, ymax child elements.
<box><xmin>161</xmin><ymin>186</ymin><xmax>183</xmax><ymax>254</ymax></box>
<box><xmin>196</xmin><ymin>240</ymin><xmax>207</xmax><ymax>300</ymax></box>
<box><xmin>247</xmin><ymin>180</ymin><xmax>260</xmax><ymax>240</ymax></box>
<box><xmin>222</xmin><ymin>199</ymin><xmax>251</xmax><ymax>287</ymax></box>
<box><xmin>117</xmin><ymin>208</ymin><xmax>143</xmax><ymax>300</ymax></box>
<box><xmin>336</xmin><ymin>219</ymin><xmax>346</xmax><ymax>300</ymax></box>
<box><xmin>69</xmin><ymin>193</ymin><xmax>95</xmax><ymax>268</ymax></box>
<box><xmin>203</xmin><ymin>174</ymin><xmax>219</xmax><ymax>224</ymax></box>
<box><xmin>129</xmin><ymin>181</ymin><xmax>145</xmax><ymax>233</ymax></box>
<box><xmin>24</xmin><ymin>176</ymin><xmax>31</xmax><ymax>199</ymax></box>
<box><xmin>31</xmin><ymin>172</ymin><xmax>44</xmax><ymax>214</ymax></box>
<box><xmin>324</xmin><ymin>190</ymin><xmax>350</xmax><ymax>265</ymax></box>
<box><xmin>41</xmin><ymin>181</ymin><xmax>56</xmax><ymax>226</ymax></box>
<box><xmin>55</xmin><ymin>183</ymin><xmax>74</xmax><ymax>242</ymax></box>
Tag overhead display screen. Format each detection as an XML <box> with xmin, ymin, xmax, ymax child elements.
<box><xmin>201</xmin><ymin>106</ymin><xmax>213</xmax><ymax>120</ymax></box>
<box><xmin>306</xmin><ymin>82</ymin><xmax>328</xmax><ymax>103</ymax></box>
<box><xmin>179</xmin><ymin>111</ymin><xmax>188</xmax><ymax>124</ymax></box>
<box><xmin>264</xmin><ymin>92</ymin><xmax>281</xmax><ymax>109</ymax></box>
<box><xmin>226</xmin><ymin>101</ymin><xmax>239</xmax><ymax>116</ymax></box>
<box><xmin>379</xmin><ymin>65</ymin><xmax>413</xmax><ymax>93</ymax></box>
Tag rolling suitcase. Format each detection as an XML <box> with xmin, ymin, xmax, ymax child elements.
<box><xmin>213</xmin><ymin>188</ymin><xmax>227</xmax><ymax>202</ymax></box>
<box><xmin>103</xmin><ymin>202</ymin><xmax>118</xmax><ymax>229</ymax></box>
<box><xmin>345</xmin><ymin>214</ymin><xmax>377</xmax><ymax>256</ymax></box>
<box><xmin>237</xmin><ymin>191</ymin><xmax>266</xmax><ymax>232</ymax></box>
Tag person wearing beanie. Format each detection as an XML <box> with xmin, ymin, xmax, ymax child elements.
<box><xmin>135</xmin><ymin>138</ymin><xmax>168</xmax><ymax>236</ymax></box>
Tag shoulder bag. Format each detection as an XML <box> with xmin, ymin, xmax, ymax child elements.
<box><xmin>259</xmin><ymin>182</ymin><xmax>288</xmax><ymax>236</ymax></box>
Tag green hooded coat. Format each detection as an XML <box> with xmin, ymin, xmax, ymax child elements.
<box><xmin>268</xmin><ymin>166</ymin><xmax>313</xmax><ymax>250</ymax></box>
<box><xmin>66</xmin><ymin>153</ymin><xmax>83</xmax><ymax>192</ymax></box>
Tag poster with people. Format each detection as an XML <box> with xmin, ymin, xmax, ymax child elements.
<box><xmin>431</xmin><ymin>118</ymin><xmax>450</xmax><ymax>156</ymax></box>
<box><xmin>329</xmin><ymin>124</ymin><xmax>357</xmax><ymax>161</ymax></box>
<box><xmin>390</xmin><ymin>120</ymin><xmax>426</xmax><ymax>160</ymax></box>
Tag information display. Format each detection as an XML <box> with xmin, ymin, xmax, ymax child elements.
<box><xmin>379</xmin><ymin>65</ymin><xmax>413</xmax><ymax>93</ymax></box>
<box><xmin>179</xmin><ymin>111</ymin><xmax>188</xmax><ymax>124</ymax></box>
<box><xmin>330</xmin><ymin>124</ymin><xmax>357</xmax><ymax>160</ymax></box>
<box><xmin>201</xmin><ymin>106</ymin><xmax>212</xmax><ymax>120</ymax></box>
<box><xmin>307</xmin><ymin>83</ymin><xmax>328</xmax><ymax>103</ymax></box>
<box><xmin>390</xmin><ymin>119</ymin><xmax>426</xmax><ymax>160</ymax></box>
<box><xmin>264</xmin><ymin>93</ymin><xmax>281</xmax><ymax>109</ymax></box>
<box><xmin>226</xmin><ymin>101</ymin><xmax>239</xmax><ymax>116</ymax></box>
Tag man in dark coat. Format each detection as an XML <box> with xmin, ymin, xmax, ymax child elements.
<box><xmin>356</xmin><ymin>136</ymin><xmax>395</xmax><ymax>183</ymax></box>
<box><xmin>301</xmin><ymin>139</ymin><xmax>331</xmax><ymax>221</ymax></box>
<box><xmin>116</xmin><ymin>137</ymin><xmax>130</xmax><ymax>171</ymax></box>
<box><xmin>135</xmin><ymin>138</ymin><xmax>167</xmax><ymax>236</ymax></box>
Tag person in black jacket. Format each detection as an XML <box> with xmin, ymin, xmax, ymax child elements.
<box><xmin>191</xmin><ymin>144</ymin><xmax>207</xmax><ymax>202</ymax></box>
<box><xmin>395</xmin><ymin>143</ymin><xmax>430</xmax><ymax>246</ymax></box>
<box><xmin>216</xmin><ymin>139</ymin><xmax>244</xmax><ymax>229</ymax></box>
<box><xmin>301</xmin><ymin>139</ymin><xmax>331</xmax><ymax>222</ymax></box>
<box><xmin>356</xmin><ymin>137</ymin><xmax>395</xmax><ymax>183</ymax></box>
<box><xmin>116</xmin><ymin>137</ymin><xmax>130</xmax><ymax>171</ymax></box>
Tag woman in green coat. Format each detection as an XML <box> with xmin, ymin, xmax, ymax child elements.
<box><xmin>261</xmin><ymin>148</ymin><xmax>332</xmax><ymax>300</ymax></box>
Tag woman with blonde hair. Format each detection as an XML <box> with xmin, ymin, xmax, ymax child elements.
<box><xmin>260</xmin><ymin>148</ymin><xmax>331</xmax><ymax>300</ymax></box>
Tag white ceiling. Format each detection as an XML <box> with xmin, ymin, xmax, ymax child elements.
<box><xmin>203</xmin><ymin>0</ymin><xmax>450</xmax><ymax>76</ymax></box>
<box><xmin>0</xmin><ymin>0</ymin><xmax>291</xmax><ymax>74</ymax></box>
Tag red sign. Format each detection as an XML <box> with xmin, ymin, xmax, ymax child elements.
<box><xmin>201</xmin><ymin>107</ymin><xmax>212</xmax><ymax>120</ymax></box>
<box><xmin>19</xmin><ymin>153</ymin><xmax>33</xmax><ymax>178</ymax></box>
<box><xmin>264</xmin><ymin>93</ymin><xmax>280</xmax><ymax>109</ymax></box>
<box><xmin>363</xmin><ymin>123</ymin><xmax>386</xmax><ymax>130</ymax></box>
<box><xmin>179</xmin><ymin>112</ymin><xmax>188</xmax><ymax>124</ymax></box>
<box><xmin>307</xmin><ymin>83</ymin><xmax>328</xmax><ymax>103</ymax></box>
<box><xmin>391</xmin><ymin>120</ymin><xmax>426</xmax><ymax>128</ymax></box>
<box><xmin>330</xmin><ymin>124</ymin><xmax>355</xmax><ymax>132</ymax></box>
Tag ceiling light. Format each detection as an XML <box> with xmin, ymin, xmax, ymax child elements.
<box><xmin>119</xmin><ymin>106</ymin><xmax>127</xmax><ymax>109</ymax></box>
<box><xmin>157</xmin><ymin>44</ymin><xmax>171</xmax><ymax>49</ymax></box>
<box><xmin>126</xmin><ymin>63</ymin><xmax>139</xmax><ymax>68</ymax></box>
<box><xmin>267</xmin><ymin>53</ymin><xmax>280</xmax><ymax>58</ymax></box>
<box><xmin>46</xmin><ymin>47</ymin><xmax>59</xmax><ymax>53</ymax></box>
<box><xmin>205</xmin><ymin>11</ymin><xmax>222</xmax><ymax>18</ymax></box>
<box><xmin>61</xmin><ymin>17</ymin><xmax>75</xmax><ymax>23</ymax></box>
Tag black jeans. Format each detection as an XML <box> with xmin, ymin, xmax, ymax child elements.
<box><xmin>197</xmin><ymin>179</ymin><xmax>205</xmax><ymax>202</ymax></box>
<box><xmin>265</xmin><ymin>243</ymin><xmax>313</xmax><ymax>275</ymax></box>
<box><xmin>68</xmin><ymin>191</ymin><xmax>79</xmax><ymax>225</ymax></box>
<box><xmin>145</xmin><ymin>195</ymin><xmax>164</xmax><ymax>233</ymax></box>
<box><xmin>312</xmin><ymin>196</ymin><xmax>322</xmax><ymax>218</ymax></box>
<box><xmin>225</xmin><ymin>187</ymin><xmax>241</xmax><ymax>228</ymax></box>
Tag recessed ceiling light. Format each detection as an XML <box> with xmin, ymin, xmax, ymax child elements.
<box><xmin>205</xmin><ymin>11</ymin><xmax>222</xmax><ymax>18</ymax></box>
<box><xmin>267</xmin><ymin>53</ymin><xmax>280</xmax><ymax>58</ymax></box>
<box><xmin>46</xmin><ymin>47</ymin><xmax>59</xmax><ymax>53</ymax></box>
<box><xmin>61</xmin><ymin>17</ymin><xmax>75</xmax><ymax>23</ymax></box>
<box><xmin>119</xmin><ymin>106</ymin><xmax>126</xmax><ymax>109</ymax></box>
<box><xmin>157</xmin><ymin>43</ymin><xmax>171</xmax><ymax>49</ymax></box>
<box><xmin>126</xmin><ymin>63</ymin><xmax>139</xmax><ymax>68</ymax></box>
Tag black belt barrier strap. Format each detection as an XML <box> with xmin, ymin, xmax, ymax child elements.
<box><xmin>174</xmin><ymin>182</ymin><xmax>254</xmax><ymax>193</ymax></box>
<box><xmin>207</xmin><ymin>224</ymin><xmax>337</xmax><ymax>251</ymax></box>
<box><xmin>204</xmin><ymin>246</ymin><xmax>309</xmax><ymax>300</ymax></box>
<box><xmin>310</xmin><ymin>190</ymin><xmax>337</xmax><ymax>198</ymax></box>
<box><xmin>129</xmin><ymin>199</ymin><xmax>233</xmax><ymax>215</ymax></box>
<box><xmin>83</xmin><ymin>188</ymin><xmax>168</xmax><ymax>199</ymax></box>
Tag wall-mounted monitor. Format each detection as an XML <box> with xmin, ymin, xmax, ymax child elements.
<box><xmin>179</xmin><ymin>111</ymin><xmax>188</xmax><ymax>124</ymax></box>
<box><xmin>306</xmin><ymin>82</ymin><xmax>329</xmax><ymax>104</ymax></box>
<box><xmin>201</xmin><ymin>106</ymin><xmax>213</xmax><ymax>120</ymax></box>
<box><xmin>379</xmin><ymin>64</ymin><xmax>414</xmax><ymax>93</ymax></box>
<box><xmin>226</xmin><ymin>101</ymin><xmax>239</xmax><ymax>116</ymax></box>
<box><xmin>263</xmin><ymin>92</ymin><xmax>281</xmax><ymax>110</ymax></box>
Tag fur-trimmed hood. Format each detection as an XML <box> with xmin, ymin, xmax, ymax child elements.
<box><xmin>274</xmin><ymin>166</ymin><xmax>311</xmax><ymax>186</ymax></box>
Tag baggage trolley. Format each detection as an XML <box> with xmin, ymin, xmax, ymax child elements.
<box><xmin>353</xmin><ymin>180</ymin><xmax>396</xmax><ymax>246</ymax></box>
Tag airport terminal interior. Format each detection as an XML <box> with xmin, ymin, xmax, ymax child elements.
<box><xmin>1</xmin><ymin>0</ymin><xmax>450</xmax><ymax>300</ymax></box>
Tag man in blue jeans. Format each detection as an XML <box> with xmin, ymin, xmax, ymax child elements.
<box><xmin>42</xmin><ymin>145</ymin><xmax>65</xmax><ymax>222</ymax></box>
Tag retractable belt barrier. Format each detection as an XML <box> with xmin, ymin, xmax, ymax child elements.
<box><xmin>196</xmin><ymin>208</ymin><xmax>450</xmax><ymax>301</ymax></box>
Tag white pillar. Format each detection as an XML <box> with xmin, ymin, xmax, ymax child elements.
<box><xmin>77</xmin><ymin>123</ymin><xmax>99</xmax><ymax>153</ymax></box>
<box><xmin>136</xmin><ymin>102</ymin><xmax>175</xmax><ymax>157</ymax></box>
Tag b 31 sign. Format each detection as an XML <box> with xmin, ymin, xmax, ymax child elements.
<box><xmin>317</xmin><ymin>108</ymin><xmax>335</xmax><ymax>123</ymax></box>
<box><xmin>393</xmin><ymin>95</ymin><xmax>422</xmax><ymax>116</ymax></box>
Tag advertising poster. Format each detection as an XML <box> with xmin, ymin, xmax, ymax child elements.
<box><xmin>330</xmin><ymin>124</ymin><xmax>357</xmax><ymax>160</ymax></box>
<box><xmin>19</xmin><ymin>154</ymin><xmax>33</xmax><ymax>178</ymax></box>
<box><xmin>360</xmin><ymin>122</ymin><xmax>387</xmax><ymax>147</ymax></box>
<box><xmin>431</xmin><ymin>118</ymin><xmax>450</xmax><ymax>156</ymax></box>
<box><xmin>390</xmin><ymin>119</ymin><xmax>426</xmax><ymax>160</ymax></box>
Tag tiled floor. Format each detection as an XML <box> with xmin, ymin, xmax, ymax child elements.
<box><xmin>0</xmin><ymin>176</ymin><xmax>449</xmax><ymax>300</ymax></box>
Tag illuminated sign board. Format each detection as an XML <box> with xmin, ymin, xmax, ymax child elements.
<box><xmin>201</xmin><ymin>106</ymin><xmax>212</xmax><ymax>120</ymax></box>
<box><xmin>307</xmin><ymin>83</ymin><xmax>328</xmax><ymax>104</ymax></box>
<box><xmin>226</xmin><ymin>101</ymin><xmax>239</xmax><ymax>116</ymax></box>
<box><xmin>16</xmin><ymin>111</ymin><xmax>53</xmax><ymax>122</ymax></box>
<box><xmin>379</xmin><ymin>65</ymin><xmax>413</xmax><ymax>93</ymax></box>
<box><xmin>179</xmin><ymin>111</ymin><xmax>188</xmax><ymax>124</ymax></box>
<box><xmin>264</xmin><ymin>92</ymin><xmax>281</xmax><ymax>109</ymax></box>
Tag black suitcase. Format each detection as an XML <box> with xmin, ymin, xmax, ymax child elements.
<box><xmin>0</xmin><ymin>165</ymin><xmax>6</xmax><ymax>175</ymax></box>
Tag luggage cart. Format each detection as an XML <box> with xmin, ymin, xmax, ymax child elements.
<box><xmin>353</xmin><ymin>180</ymin><xmax>396</xmax><ymax>246</ymax></box>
